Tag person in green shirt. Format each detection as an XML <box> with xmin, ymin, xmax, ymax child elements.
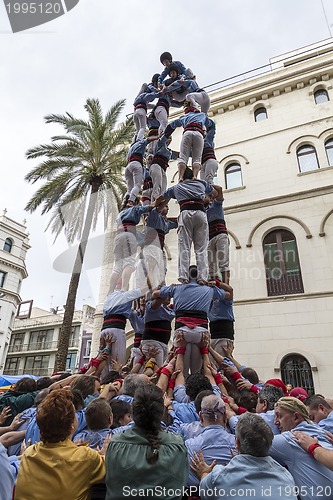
<box><xmin>105</xmin><ymin>384</ymin><xmax>188</xmax><ymax>500</ymax></box>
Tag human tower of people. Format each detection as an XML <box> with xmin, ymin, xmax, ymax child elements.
<box><xmin>1</xmin><ymin>52</ymin><xmax>333</xmax><ymax>500</ymax></box>
<box><xmin>100</xmin><ymin>50</ymin><xmax>233</xmax><ymax>376</ymax></box>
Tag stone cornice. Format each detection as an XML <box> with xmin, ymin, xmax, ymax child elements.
<box><xmin>0</xmin><ymin>256</ymin><xmax>28</xmax><ymax>278</ymax></box>
<box><xmin>234</xmin><ymin>290</ymin><xmax>333</xmax><ymax>306</ymax></box>
<box><xmin>224</xmin><ymin>184</ymin><xmax>333</xmax><ymax>215</ymax></box>
<box><xmin>209</xmin><ymin>57</ymin><xmax>333</xmax><ymax>115</ymax></box>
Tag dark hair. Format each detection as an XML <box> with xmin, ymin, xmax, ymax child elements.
<box><xmin>194</xmin><ymin>390</ymin><xmax>215</xmax><ymax>414</ymax></box>
<box><xmin>168</xmin><ymin>63</ymin><xmax>180</xmax><ymax>76</ymax></box>
<box><xmin>160</xmin><ymin>51</ymin><xmax>172</xmax><ymax>64</ymax></box>
<box><xmin>37</xmin><ymin>389</ymin><xmax>75</xmax><ymax>443</ymax></box>
<box><xmin>258</xmin><ymin>385</ymin><xmax>285</xmax><ymax>411</ymax></box>
<box><xmin>71</xmin><ymin>389</ymin><xmax>85</xmax><ymax>411</ymax></box>
<box><xmin>34</xmin><ymin>388</ymin><xmax>50</xmax><ymax>406</ymax></box>
<box><xmin>36</xmin><ymin>377</ymin><xmax>53</xmax><ymax>390</ymax></box>
<box><xmin>85</xmin><ymin>398</ymin><xmax>112</xmax><ymax>430</ymax></box>
<box><xmin>15</xmin><ymin>377</ymin><xmax>36</xmax><ymax>393</ymax></box>
<box><xmin>185</xmin><ymin>373</ymin><xmax>212</xmax><ymax>401</ymax></box>
<box><xmin>238</xmin><ymin>392</ymin><xmax>258</xmax><ymax>412</ymax></box>
<box><xmin>132</xmin><ymin>385</ymin><xmax>164</xmax><ymax>464</ymax></box>
<box><xmin>71</xmin><ymin>375</ymin><xmax>96</xmax><ymax>400</ymax></box>
<box><xmin>189</xmin><ymin>265</ymin><xmax>198</xmax><ymax>279</ymax></box>
<box><xmin>151</xmin><ymin>73</ymin><xmax>160</xmax><ymax>85</ymax></box>
<box><xmin>110</xmin><ymin>399</ymin><xmax>131</xmax><ymax>429</ymax></box>
<box><xmin>101</xmin><ymin>371</ymin><xmax>121</xmax><ymax>385</ymax></box>
<box><xmin>241</xmin><ymin>368</ymin><xmax>259</xmax><ymax>385</ymax></box>
<box><xmin>183</xmin><ymin>167</ymin><xmax>194</xmax><ymax>180</ymax></box>
<box><xmin>305</xmin><ymin>395</ymin><xmax>332</xmax><ymax>410</ymax></box>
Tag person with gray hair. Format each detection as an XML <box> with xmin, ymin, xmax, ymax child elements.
<box><xmin>191</xmin><ymin>413</ymin><xmax>297</xmax><ymax>500</ymax></box>
<box><xmin>185</xmin><ymin>395</ymin><xmax>236</xmax><ymax>488</ymax></box>
<box><xmin>270</xmin><ymin>397</ymin><xmax>333</xmax><ymax>500</ymax></box>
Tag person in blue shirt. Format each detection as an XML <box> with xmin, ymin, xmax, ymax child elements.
<box><xmin>205</xmin><ymin>184</ymin><xmax>230</xmax><ymax>284</ymax></box>
<box><xmin>109</xmin><ymin>198</ymin><xmax>154</xmax><ymax>293</ymax></box>
<box><xmin>140</xmin><ymin>297</ymin><xmax>175</xmax><ymax>367</ymax></box>
<box><xmin>192</xmin><ymin>413</ymin><xmax>297</xmax><ymax>500</ymax></box>
<box><xmin>271</xmin><ymin>397</ymin><xmax>333</xmax><ymax>500</ymax></box>
<box><xmin>124</xmin><ymin>136</ymin><xmax>157</xmax><ymax>204</ymax></box>
<box><xmin>185</xmin><ymin>395</ymin><xmax>236</xmax><ymax>488</ymax></box>
<box><xmin>164</xmin><ymin>64</ymin><xmax>210</xmax><ymax>114</ymax></box>
<box><xmin>305</xmin><ymin>395</ymin><xmax>333</xmax><ymax>433</ymax></box>
<box><xmin>133</xmin><ymin>74</ymin><xmax>160</xmax><ymax>143</ymax></box>
<box><xmin>200</xmin><ymin>118</ymin><xmax>218</xmax><ymax>184</ymax></box>
<box><xmin>158</xmin><ymin>51</ymin><xmax>194</xmax><ymax>87</ymax></box>
<box><xmin>150</xmin><ymin>135</ymin><xmax>173</xmax><ymax>201</ymax></box>
<box><xmin>164</xmin><ymin>101</ymin><xmax>211</xmax><ymax>181</ymax></box>
<box><xmin>156</xmin><ymin>168</ymin><xmax>215</xmax><ymax>283</ymax></box>
<box><xmin>101</xmin><ymin>286</ymin><xmax>147</xmax><ymax>366</ymax></box>
<box><xmin>208</xmin><ymin>279</ymin><xmax>234</xmax><ymax>354</ymax></box>
<box><xmin>140</xmin><ymin>205</ymin><xmax>177</xmax><ymax>287</ymax></box>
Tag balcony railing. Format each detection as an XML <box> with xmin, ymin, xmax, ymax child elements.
<box><xmin>7</xmin><ymin>338</ymin><xmax>80</xmax><ymax>353</ymax></box>
<box><xmin>3</xmin><ymin>368</ymin><xmax>52</xmax><ymax>376</ymax></box>
<box><xmin>266</xmin><ymin>272</ymin><xmax>304</xmax><ymax>296</ymax></box>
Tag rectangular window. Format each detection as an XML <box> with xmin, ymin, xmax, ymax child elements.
<box><xmin>0</xmin><ymin>271</ymin><xmax>7</xmax><ymax>288</ymax></box>
<box><xmin>69</xmin><ymin>326</ymin><xmax>80</xmax><ymax>348</ymax></box>
<box><xmin>84</xmin><ymin>340</ymin><xmax>92</xmax><ymax>358</ymax></box>
<box><xmin>66</xmin><ymin>353</ymin><xmax>77</xmax><ymax>370</ymax></box>
<box><xmin>25</xmin><ymin>355</ymin><xmax>50</xmax><ymax>372</ymax></box>
<box><xmin>28</xmin><ymin>330</ymin><xmax>54</xmax><ymax>350</ymax></box>
<box><xmin>4</xmin><ymin>357</ymin><xmax>20</xmax><ymax>372</ymax></box>
<box><xmin>9</xmin><ymin>334</ymin><xmax>24</xmax><ymax>352</ymax></box>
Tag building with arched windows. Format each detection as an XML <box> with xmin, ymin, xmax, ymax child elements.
<box><xmin>92</xmin><ymin>38</ymin><xmax>333</xmax><ymax>397</ymax></box>
<box><xmin>161</xmin><ymin>38</ymin><xmax>333</xmax><ymax>396</ymax></box>
<box><xmin>0</xmin><ymin>210</ymin><xmax>30</xmax><ymax>373</ymax></box>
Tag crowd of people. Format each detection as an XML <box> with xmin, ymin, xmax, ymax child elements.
<box><xmin>1</xmin><ymin>52</ymin><xmax>333</xmax><ymax>500</ymax></box>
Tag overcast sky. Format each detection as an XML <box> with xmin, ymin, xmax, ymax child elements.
<box><xmin>1</xmin><ymin>0</ymin><xmax>332</xmax><ymax>312</ymax></box>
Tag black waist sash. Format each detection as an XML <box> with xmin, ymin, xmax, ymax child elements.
<box><xmin>209</xmin><ymin>319</ymin><xmax>234</xmax><ymax>340</ymax></box>
<box><xmin>184</xmin><ymin>123</ymin><xmax>204</xmax><ymax>136</ymax></box>
<box><xmin>134</xmin><ymin>102</ymin><xmax>147</xmax><ymax>112</ymax></box>
<box><xmin>128</xmin><ymin>154</ymin><xmax>144</xmax><ymax>166</ymax></box>
<box><xmin>102</xmin><ymin>314</ymin><xmax>126</xmax><ymax>331</ymax></box>
<box><xmin>152</xmin><ymin>154</ymin><xmax>169</xmax><ymax>171</ymax></box>
<box><xmin>202</xmin><ymin>147</ymin><xmax>216</xmax><ymax>163</ymax></box>
<box><xmin>208</xmin><ymin>218</ymin><xmax>228</xmax><ymax>239</ymax></box>
<box><xmin>143</xmin><ymin>320</ymin><xmax>171</xmax><ymax>345</ymax></box>
<box><xmin>179</xmin><ymin>199</ymin><xmax>205</xmax><ymax>212</ymax></box>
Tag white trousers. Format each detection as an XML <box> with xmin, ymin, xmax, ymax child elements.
<box><xmin>200</xmin><ymin>158</ymin><xmax>218</xmax><ymax>184</ymax></box>
<box><xmin>124</xmin><ymin>161</ymin><xmax>143</xmax><ymax>202</ymax></box>
<box><xmin>179</xmin><ymin>130</ymin><xmax>204</xmax><ymax>167</ymax></box>
<box><xmin>133</xmin><ymin>108</ymin><xmax>147</xmax><ymax>142</ymax></box>
<box><xmin>100</xmin><ymin>328</ymin><xmax>126</xmax><ymax>366</ymax></box>
<box><xmin>150</xmin><ymin>163</ymin><xmax>167</xmax><ymax>200</ymax></box>
<box><xmin>178</xmin><ymin>210</ymin><xmax>208</xmax><ymax>281</ymax></box>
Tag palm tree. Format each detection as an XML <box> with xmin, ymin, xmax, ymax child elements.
<box><xmin>25</xmin><ymin>98</ymin><xmax>134</xmax><ymax>372</ymax></box>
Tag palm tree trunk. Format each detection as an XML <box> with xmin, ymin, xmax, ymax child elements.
<box><xmin>54</xmin><ymin>181</ymin><xmax>101</xmax><ymax>372</ymax></box>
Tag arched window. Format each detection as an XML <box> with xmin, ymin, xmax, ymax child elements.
<box><xmin>263</xmin><ymin>229</ymin><xmax>304</xmax><ymax>296</ymax></box>
<box><xmin>225</xmin><ymin>163</ymin><xmax>243</xmax><ymax>189</ymax></box>
<box><xmin>3</xmin><ymin>238</ymin><xmax>13</xmax><ymax>253</ymax></box>
<box><xmin>254</xmin><ymin>107</ymin><xmax>268</xmax><ymax>122</ymax></box>
<box><xmin>280</xmin><ymin>354</ymin><xmax>314</xmax><ymax>395</ymax></box>
<box><xmin>296</xmin><ymin>145</ymin><xmax>319</xmax><ymax>173</ymax></box>
<box><xmin>314</xmin><ymin>89</ymin><xmax>329</xmax><ymax>105</ymax></box>
<box><xmin>325</xmin><ymin>138</ymin><xmax>333</xmax><ymax>167</ymax></box>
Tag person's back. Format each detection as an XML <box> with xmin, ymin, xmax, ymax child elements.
<box><xmin>15</xmin><ymin>389</ymin><xmax>105</xmax><ymax>500</ymax></box>
<box><xmin>105</xmin><ymin>385</ymin><xmax>188</xmax><ymax>499</ymax></box>
<box><xmin>199</xmin><ymin>413</ymin><xmax>297</xmax><ymax>500</ymax></box>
